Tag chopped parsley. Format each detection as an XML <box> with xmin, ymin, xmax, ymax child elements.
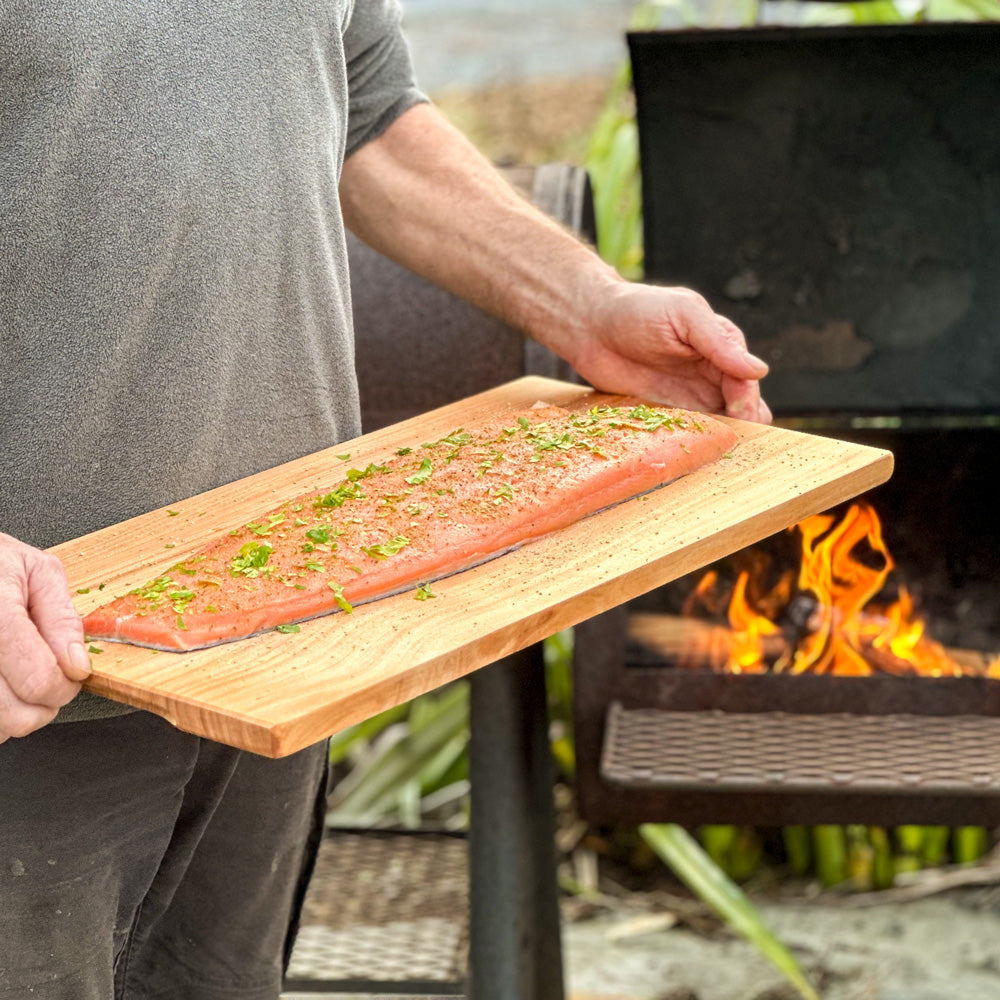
<box><xmin>328</xmin><ymin>581</ymin><xmax>353</xmax><ymax>613</ymax></box>
<box><xmin>405</xmin><ymin>458</ymin><xmax>434</xmax><ymax>485</ymax></box>
<box><xmin>314</xmin><ymin>482</ymin><xmax>364</xmax><ymax>508</ymax></box>
<box><xmin>361</xmin><ymin>535</ymin><xmax>410</xmax><ymax>561</ymax></box>
<box><xmin>346</xmin><ymin>462</ymin><xmax>388</xmax><ymax>482</ymax></box>
<box><xmin>230</xmin><ymin>541</ymin><xmax>273</xmax><ymax>578</ymax></box>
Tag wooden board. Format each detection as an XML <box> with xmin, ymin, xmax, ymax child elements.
<box><xmin>53</xmin><ymin>377</ymin><xmax>893</xmax><ymax>757</ymax></box>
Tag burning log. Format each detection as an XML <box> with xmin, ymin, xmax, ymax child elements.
<box><xmin>671</xmin><ymin>502</ymin><xmax>1000</xmax><ymax>678</ymax></box>
<box><xmin>627</xmin><ymin>611</ymin><xmax>996</xmax><ymax>678</ymax></box>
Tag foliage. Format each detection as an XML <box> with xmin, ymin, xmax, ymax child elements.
<box><xmin>642</xmin><ymin>824</ymin><xmax>820</xmax><ymax>1000</ymax></box>
<box><xmin>327</xmin><ymin>682</ymin><xmax>470</xmax><ymax>829</ymax></box>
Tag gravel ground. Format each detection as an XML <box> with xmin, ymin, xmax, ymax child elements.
<box><xmin>563</xmin><ymin>884</ymin><xmax>1000</xmax><ymax>1000</ymax></box>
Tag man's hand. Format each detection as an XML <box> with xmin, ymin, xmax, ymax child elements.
<box><xmin>572</xmin><ymin>281</ymin><xmax>772</xmax><ymax>423</ymax></box>
<box><xmin>0</xmin><ymin>533</ymin><xmax>91</xmax><ymax>743</ymax></box>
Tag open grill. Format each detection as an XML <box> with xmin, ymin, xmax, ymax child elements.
<box><xmin>574</xmin><ymin>21</ymin><xmax>1000</xmax><ymax>830</ymax></box>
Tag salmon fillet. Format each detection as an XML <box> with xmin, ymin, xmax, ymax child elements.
<box><xmin>82</xmin><ymin>397</ymin><xmax>738</xmax><ymax>651</ymax></box>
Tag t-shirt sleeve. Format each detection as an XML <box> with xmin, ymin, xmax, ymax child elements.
<box><xmin>343</xmin><ymin>0</ymin><xmax>428</xmax><ymax>158</ymax></box>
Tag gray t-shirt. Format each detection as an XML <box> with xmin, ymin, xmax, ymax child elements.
<box><xmin>0</xmin><ymin>2</ymin><xmax>425</xmax><ymax>721</ymax></box>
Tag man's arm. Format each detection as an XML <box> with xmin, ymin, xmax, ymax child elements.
<box><xmin>340</xmin><ymin>102</ymin><xmax>771</xmax><ymax>423</ymax></box>
<box><xmin>0</xmin><ymin>534</ymin><xmax>91</xmax><ymax>742</ymax></box>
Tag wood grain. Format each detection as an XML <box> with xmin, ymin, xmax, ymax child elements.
<box><xmin>52</xmin><ymin>377</ymin><xmax>893</xmax><ymax>757</ymax></box>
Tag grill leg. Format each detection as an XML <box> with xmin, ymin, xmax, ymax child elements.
<box><xmin>468</xmin><ymin>647</ymin><xmax>565</xmax><ymax>1000</ymax></box>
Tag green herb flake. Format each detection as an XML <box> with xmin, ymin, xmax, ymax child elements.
<box><xmin>314</xmin><ymin>482</ymin><xmax>364</xmax><ymax>509</ymax></box>
<box><xmin>275</xmin><ymin>623</ymin><xmax>301</xmax><ymax>634</ymax></box>
<box><xmin>488</xmin><ymin>483</ymin><xmax>516</xmax><ymax>503</ymax></box>
<box><xmin>76</xmin><ymin>587</ymin><xmax>90</xmax><ymax>595</ymax></box>
<box><xmin>328</xmin><ymin>581</ymin><xmax>354</xmax><ymax>613</ymax></box>
<box><xmin>361</xmin><ymin>535</ymin><xmax>410</xmax><ymax>561</ymax></box>
<box><xmin>230</xmin><ymin>541</ymin><xmax>273</xmax><ymax>578</ymax></box>
<box><xmin>87</xmin><ymin>644</ymin><xmax>103</xmax><ymax>654</ymax></box>
<box><xmin>405</xmin><ymin>458</ymin><xmax>433</xmax><ymax>485</ymax></box>
<box><xmin>336</xmin><ymin>453</ymin><xmax>351</xmax><ymax>461</ymax></box>
<box><xmin>167</xmin><ymin>510</ymin><xmax>179</xmax><ymax>517</ymax></box>
<box><xmin>347</xmin><ymin>462</ymin><xmax>389</xmax><ymax>482</ymax></box>
<box><xmin>414</xmin><ymin>583</ymin><xmax>436</xmax><ymax>601</ymax></box>
<box><xmin>396</xmin><ymin>446</ymin><xmax>412</xmax><ymax>456</ymax></box>
<box><xmin>305</xmin><ymin>526</ymin><xmax>331</xmax><ymax>544</ymax></box>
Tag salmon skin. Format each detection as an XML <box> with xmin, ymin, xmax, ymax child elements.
<box><xmin>82</xmin><ymin>397</ymin><xmax>738</xmax><ymax>651</ymax></box>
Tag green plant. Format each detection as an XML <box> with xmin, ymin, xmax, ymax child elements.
<box><xmin>641</xmin><ymin>824</ymin><xmax>820</xmax><ymax>1000</ymax></box>
<box><xmin>327</xmin><ymin>681</ymin><xmax>470</xmax><ymax>829</ymax></box>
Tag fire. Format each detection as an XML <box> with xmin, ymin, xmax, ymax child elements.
<box><xmin>691</xmin><ymin>503</ymin><xmax>988</xmax><ymax>678</ymax></box>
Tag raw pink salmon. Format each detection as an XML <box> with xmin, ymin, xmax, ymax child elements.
<box><xmin>82</xmin><ymin>397</ymin><xmax>738</xmax><ymax>650</ymax></box>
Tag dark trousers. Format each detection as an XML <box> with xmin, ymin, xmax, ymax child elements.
<box><xmin>0</xmin><ymin>711</ymin><xmax>328</xmax><ymax>1000</ymax></box>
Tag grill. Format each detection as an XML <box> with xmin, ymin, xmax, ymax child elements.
<box><xmin>286</xmin><ymin>831</ymin><xmax>468</xmax><ymax>994</ymax></box>
<box><xmin>574</xmin><ymin>21</ymin><xmax>1000</xmax><ymax>831</ymax></box>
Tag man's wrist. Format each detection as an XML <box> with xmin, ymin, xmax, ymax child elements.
<box><xmin>523</xmin><ymin>249</ymin><xmax>627</xmax><ymax>373</ymax></box>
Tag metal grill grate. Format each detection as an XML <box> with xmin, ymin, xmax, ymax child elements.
<box><xmin>602</xmin><ymin>703</ymin><xmax>1000</xmax><ymax>794</ymax></box>
<box><xmin>287</xmin><ymin>831</ymin><xmax>468</xmax><ymax>987</ymax></box>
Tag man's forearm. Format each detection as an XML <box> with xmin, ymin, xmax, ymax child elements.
<box><xmin>340</xmin><ymin>101</ymin><xmax>770</xmax><ymax>421</ymax></box>
<box><xmin>339</xmin><ymin>102</ymin><xmax>622</xmax><ymax>370</ymax></box>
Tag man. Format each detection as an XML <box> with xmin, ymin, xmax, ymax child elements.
<box><xmin>0</xmin><ymin>3</ymin><xmax>769</xmax><ymax>998</ymax></box>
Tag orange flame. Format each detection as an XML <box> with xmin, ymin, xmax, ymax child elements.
<box><xmin>699</xmin><ymin>503</ymin><xmax>985</xmax><ymax>677</ymax></box>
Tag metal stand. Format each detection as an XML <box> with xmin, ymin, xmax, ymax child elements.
<box><xmin>468</xmin><ymin>647</ymin><xmax>565</xmax><ymax>1000</ymax></box>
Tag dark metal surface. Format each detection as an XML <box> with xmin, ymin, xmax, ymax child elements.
<box><xmin>286</xmin><ymin>831</ymin><xmax>468</xmax><ymax>993</ymax></box>
<box><xmin>468</xmin><ymin>651</ymin><xmax>565</xmax><ymax>1000</ymax></box>
<box><xmin>610</xmin><ymin>669</ymin><xmax>1000</xmax><ymax>719</ymax></box>
<box><xmin>603</xmin><ymin>703</ymin><xmax>1000</xmax><ymax>795</ymax></box>
<box><xmin>629</xmin><ymin>23</ymin><xmax>1000</xmax><ymax>415</ymax></box>
<box><xmin>573</xmin><ymin>605</ymin><xmax>1000</xmax><ymax>827</ymax></box>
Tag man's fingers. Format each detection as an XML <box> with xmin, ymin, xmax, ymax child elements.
<box><xmin>0</xmin><ymin>673</ymin><xmax>63</xmax><ymax>741</ymax></box>
<box><xmin>0</xmin><ymin>537</ymin><xmax>90</xmax><ymax>736</ymax></box>
<box><xmin>676</xmin><ymin>300</ymin><xmax>768</xmax><ymax>380</ymax></box>
<box><xmin>721</xmin><ymin>373</ymin><xmax>772</xmax><ymax>425</ymax></box>
<box><xmin>24</xmin><ymin>548</ymin><xmax>91</xmax><ymax>682</ymax></box>
<box><xmin>0</xmin><ymin>605</ymin><xmax>85</xmax><ymax>708</ymax></box>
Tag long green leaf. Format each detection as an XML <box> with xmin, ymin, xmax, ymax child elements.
<box><xmin>327</xmin><ymin>700</ymin><xmax>411</xmax><ymax>766</ymax></box>
<box><xmin>813</xmin><ymin>825</ymin><xmax>848</xmax><ymax>888</ymax></box>
<box><xmin>328</xmin><ymin>683</ymin><xmax>469</xmax><ymax>820</ymax></box>
<box><xmin>640</xmin><ymin>823</ymin><xmax>819</xmax><ymax>1000</ymax></box>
